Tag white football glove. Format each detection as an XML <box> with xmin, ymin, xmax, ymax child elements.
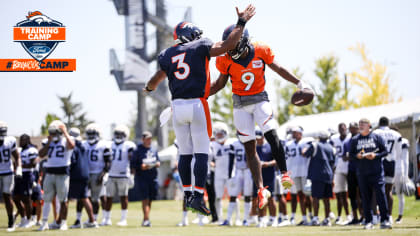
<box><xmin>297</xmin><ymin>81</ymin><xmax>312</xmax><ymax>91</ymax></box>
<box><xmin>128</xmin><ymin>174</ymin><xmax>135</xmax><ymax>189</ymax></box>
<box><xmin>15</xmin><ymin>166</ymin><xmax>23</xmax><ymax>178</ymax></box>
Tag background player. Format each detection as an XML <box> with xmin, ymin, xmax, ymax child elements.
<box><xmin>103</xmin><ymin>124</ymin><xmax>136</xmax><ymax>226</ymax></box>
<box><xmin>329</xmin><ymin>123</ymin><xmax>351</xmax><ymax>224</ymax></box>
<box><xmin>144</xmin><ymin>4</ymin><xmax>256</xmax><ymax>215</ymax></box>
<box><xmin>373</xmin><ymin>116</ymin><xmax>402</xmax><ymax>223</ymax></box>
<box><xmin>211</xmin><ymin>122</ymin><xmax>234</xmax><ymax>223</ymax></box>
<box><xmin>13</xmin><ymin>134</ymin><xmax>38</xmax><ymax>229</ymax></box>
<box><xmin>394</xmin><ymin>137</ymin><xmax>410</xmax><ymax>223</ymax></box>
<box><xmin>0</xmin><ymin>121</ymin><xmax>22</xmax><ymax>232</ymax></box>
<box><xmin>210</xmin><ymin>24</ymin><xmax>313</xmax><ymax>208</ymax></box>
<box><xmin>82</xmin><ymin>123</ymin><xmax>111</xmax><ymax>225</ymax></box>
<box><xmin>38</xmin><ymin>120</ymin><xmax>75</xmax><ymax>231</ymax></box>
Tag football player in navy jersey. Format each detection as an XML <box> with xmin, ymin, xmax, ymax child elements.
<box><xmin>144</xmin><ymin>5</ymin><xmax>256</xmax><ymax>216</ymax></box>
<box><xmin>349</xmin><ymin>118</ymin><xmax>391</xmax><ymax>230</ymax></box>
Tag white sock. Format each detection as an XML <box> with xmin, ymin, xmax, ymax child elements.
<box><xmin>42</xmin><ymin>202</ymin><xmax>51</xmax><ymax>222</ymax></box>
<box><xmin>389</xmin><ymin>215</ymin><xmax>393</xmax><ymax>223</ymax></box>
<box><xmin>104</xmin><ymin>210</ymin><xmax>110</xmax><ymax>220</ymax></box>
<box><xmin>398</xmin><ymin>193</ymin><xmax>405</xmax><ymax>216</ymax></box>
<box><xmin>198</xmin><ymin>214</ymin><xmax>204</xmax><ymax>224</ymax></box>
<box><xmin>226</xmin><ymin>202</ymin><xmax>236</xmax><ymax>222</ymax></box>
<box><xmin>269</xmin><ymin>216</ymin><xmax>276</xmax><ymax>221</ymax></box>
<box><xmin>61</xmin><ymin>220</ymin><xmax>67</xmax><ymax>226</ymax></box>
<box><xmin>244</xmin><ymin>202</ymin><xmax>251</xmax><ymax>221</ymax></box>
<box><xmin>252</xmin><ymin>215</ymin><xmax>258</xmax><ymax>223</ymax></box>
<box><xmin>291</xmin><ymin>212</ymin><xmax>296</xmax><ymax>219</ymax></box>
<box><xmin>94</xmin><ymin>214</ymin><xmax>98</xmax><ymax>221</ymax></box>
<box><xmin>235</xmin><ymin>199</ymin><xmax>240</xmax><ymax>221</ymax></box>
<box><xmin>76</xmin><ymin>212</ymin><xmax>82</xmax><ymax>221</ymax></box>
<box><xmin>309</xmin><ymin>212</ymin><xmax>313</xmax><ymax>219</ymax></box>
<box><xmin>279</xmin><ymin>213</ymin><xmax>284</xmax><ymax>220</ymax></box>
<box><xmin>182</xmin><ymin>211</ymin><xmax>188</xmax><ymax>222</ymax></box>
<box><xmin>313</xmin><ymin>216</ymin><xmax>318</xmax><ymax>221</ymax></box>
<box><xmin>216</xmin><ymin>199</ymin><xmax>222</xmax><ymax>220</ymax></box>
<box><xmin>121</xmin><ymin>209</ymin><xmax>128</xmax><ymax>221</ymax></box>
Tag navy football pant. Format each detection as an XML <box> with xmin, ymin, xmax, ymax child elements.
<box><xmin>357</xmin><ymin>173</ymin><xmax>389</xmax><ymax>223</ymax></box>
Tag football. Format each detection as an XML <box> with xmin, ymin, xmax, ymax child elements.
<box><xmin>291</xmin><ymin>88</ymin><xmax>314</xmax><ymax>106</ymax></box>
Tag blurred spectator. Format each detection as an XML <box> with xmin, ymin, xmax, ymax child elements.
<box><xmin>304</xmin><ymin>130</ymin><xmax>335</xmax><ymax>226</ymax></box>
<box><xmin>131</xmin><ymin>131</ymin><xmax>160</xmax><ymax>227</ymax></box>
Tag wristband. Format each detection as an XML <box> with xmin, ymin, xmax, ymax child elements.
<box><xmin>145</xmin><ymin>85</ymin><xmax>153</xmax><ymax>92</ymax></box>
<box><xmin>236</xmin><ymin>17</ymin><xmax>246</xmax><ymax>27</ymax></box>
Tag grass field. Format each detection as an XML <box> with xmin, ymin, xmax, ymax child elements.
<box><xmin>1</xmin><ymin>196</ymin><xmax>419</xmax><ymax>236</ymax></box>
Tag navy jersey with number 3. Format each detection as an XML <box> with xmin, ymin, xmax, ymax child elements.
<box><xmin>158</xmin><ymin>38</ymin><xmax>213</xmax><ymax>100</ymax></box>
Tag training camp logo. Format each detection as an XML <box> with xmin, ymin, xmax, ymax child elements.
<box><xmin>0</xmin><ymin>11</ymin><xmax>76</xmax><ymax>72</ymax></box>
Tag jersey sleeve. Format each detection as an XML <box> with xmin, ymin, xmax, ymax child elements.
<box><xmin>28</xmin><ymin>147</ymin><xmax>39</xmax><ymax>159</ymax></box>
<box><xmin>9</xmin><ymin>137</ymin><xmax>17</xmax><ymax>152</ymax></box>
<box><xmin>256</xmin><ymin>42</ymin><xmax>275</xmax><ymax>65</ymax></box>
<box><xmin>128</xmin><ymin>141</ymin><xmax>137</xmax><ymax>153</ymax></box>
<box><xmin>199</xmin><ymin>37</ymin><xmax>213</xmax><ymax>59</ymax></box>
<box><xmin>158</xmin><ymin>49</ymin><xmax>169</xmax><ymax>72</ymax></box>
<box><xmin>216</xmin><ymin>56</ymin><xmax>229</xmax><ymax>75</ymax></box>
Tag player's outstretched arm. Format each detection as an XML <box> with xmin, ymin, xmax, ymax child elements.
<box><xmin>209</xmin><ymin>73</ymin><xmax>229</xmax><ymax>96</ymax></box>
<box><xmin>144</xmin><ymin>70</ymin><xmax>167</xmax><ymax>92</ymax></box>
<box><xmin>209</xmin><ymin>4</ymin><xmax>256</xmax><ymax>57</ymax></box>
<box><xmin>268</xmin><ymin>61</ymin><xmax>300</xmax><ymax>85</ymax></box>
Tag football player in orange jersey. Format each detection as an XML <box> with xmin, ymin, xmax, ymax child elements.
<box><xmin>210</xmin><ymin>25</ymin><xmax>313</xmax><ymax>209</ymax></box>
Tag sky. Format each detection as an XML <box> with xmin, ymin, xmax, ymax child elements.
<box><xmin>1</xmin><ymin>0</ymin><xmax>419</xmax><ymax>139</ymax></box>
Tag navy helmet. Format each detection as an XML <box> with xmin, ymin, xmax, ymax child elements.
<box><xmin>222</xmin><ymin>24</ymin><xmax>250</xmax><ymax>59</ymax></box>
<box><xmin>173</xmin><ymin>22</ymin><xmax>203</xmax><ymax>44</ymax></box>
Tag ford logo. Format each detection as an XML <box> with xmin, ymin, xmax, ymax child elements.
<box><xmin>28</xmin><ymin>46</ymin><xmax>50</xmax><ymax>54</ymax></box>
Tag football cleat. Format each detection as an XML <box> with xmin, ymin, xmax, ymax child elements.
<box><xmin>395</xmin><ymin>216</ymin><xmax>402</xmax><ymax>224</ymax></box>
<box><xmin>142</xmin><ymin>220</ymin><xmax>151</xmax><ymax>227</ymax></box>
<box><xmin>37</xmin><ymin>221</ymin><xmax>49</xmax><ymax>231</ymax></box>
<box><xmin>281</xmin><ymin>172</ymin><xmax>293</xmax><ymax>189</ymax></box>
<box><xmin>70</xmin><ymin>220</ymin><xmax>82</xmax><ymax>229</ymax></box>
<box><xmin>176</xmin><ymin>220</ymin><xmax>189</xmax><ymax>227</ymax></box>
<box><xmin>321</xmin><ymin>218</ymin><xmax>331</xmax><ymax>227</ymax></box>
<box><xmin>117</xmin><ymin>220</ymin><xmax>127</xmax><ymax>226</ymax></box>
<box><xmin>257</xmin><ymin>187</ymin><xmax>271</xmax><ymax>209</ymax></box>
<box><xmin>49</xmin><ymin>221</ymin><xmax>60</xmax><ymax>229</ymax></box>
<box><xmin>220</xmin><ymin>220</ymin><xmax>231</xmax><ymax>226</ymax></box>
<box><xmin>380</xmin><ymin>220</ymin><xmax>392</xmax><ymax>229</ymax></box>
<box><xmin>100</xmin><ymin>218</ymin><xmax>112</xmax><ymax>226</ymax></box>
<box><xmin>84</xmin><ymin>221</ymin><xmax>99</xmax><ymax>228</ymax></box>
<box><xmin>364</xmin><ymin>222</ymin><xmax>374</xmax><ymax>230</ymax></box>
<box><xmin>190</xmin><ymin>197</ymin><xmax>211</xmax><ymax>216</ymax></box>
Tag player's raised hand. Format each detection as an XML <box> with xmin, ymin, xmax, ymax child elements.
<box><xmin>236</xmin><ymin>4</ymin><xmax>256</xmax><ymax>22</ymax></box>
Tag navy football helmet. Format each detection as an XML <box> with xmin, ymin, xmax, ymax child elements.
<box><xmin>222</xmin><ymin>24</ymin><xmax>250</xmax><ymax>59</ymax></box>
<box><xmin>173</xmin><ymin>22</ymin><xmax>203</xmax><ymax>44</ymax></box>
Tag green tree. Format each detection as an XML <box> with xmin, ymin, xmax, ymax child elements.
<box><xmin>348</xmin><ymin>43</ymin><xmax>401</xmax><ymax>107</ymax></box>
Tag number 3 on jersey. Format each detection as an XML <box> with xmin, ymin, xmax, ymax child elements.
<box><xmin>172</xmin><ymin>53</ymin><xmax>190</xmax><ymax>80</ymax></box>
<box><xmin>241</xmin><ymin>72</ymin><xmax>255</xmax><ymax>91</ymax></box>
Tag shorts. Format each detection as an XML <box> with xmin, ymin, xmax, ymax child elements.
<box><xmin>290</xmin><ymin>176</ymin><xmax>306</xmax><ymax>194</ymax></box>
<box><xmin>13</xmin><ymin>172</ymin><xmax>34</xmax><ymax>196</ymax></box>
<box><xmin>383</xmin><ymin>159</ymin><xmax>395</xmax><ymax>184</ymax></box>
<box><xmin>43</xmin><ymin>173</ymin><xmax>70</xmax><ymax>202</ymax></box>
<box><xmin>311</xmin><ymin>181</ymin><xmax>333</xmax><ymax>199</ymax></box>
<box><xmin>215</xmin><ymin>177</ymin><xmax>228</xmax><ymax>199</ymax></box>
<box><xmin>0</xmin><ymin>173</ymin><xmax>14</xmax><ymax>194</ymax></box>
<box><xmin>333</xmin><ymin>172</ymin><xmax>348</xmax><ymax>193</ymax></box>
<box><xmin>137</xmin><ymin>178</ymin><xmax>159</xmax><ymax>200</ymax></box>
<box><xmin>88</xmin><ymin>173</ymin><xmax>105</xmax><ymax>202</ymax></box>
<box><xmin>227</xmin><ymin>169</ymin><xmax>253</xmax><ymax>197</ymax></box>
<box><xmin>31</xmin><ymin>183</ymin><xmax>43</xmax><ymax>201</ymax></box>
<box><xmin>274</xmin><ymin>175</ymin><xmax>284</xmax><ymax>195</ymax></box>
<box><xmin>234</xmin><ymin>101</ymin><xmax>277</xmax><ymax>143</ymax></box>
<box><xmin>106</xmin><ymin>177</ymin><xmax>129</xmax><ymax>197</ymax></box>
<box><xmin>68</xmin><ymin>179</ymin><xmax>89</xmax><ymax>199</ymax></box>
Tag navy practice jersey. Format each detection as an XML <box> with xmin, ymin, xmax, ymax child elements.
<box><xmin>131</xmin><ymin>144</ymin><xmax>160</xmax><ymax>181</ymax></box>
<box><xmin>158</xmin><ymin>38</ymin><xmax>213</xmax><ymax>100</ymax></box>
<box><xmin>305</xmin><ymin>141</ymin><xmax>335</xmax><ymax>183</ymax></box>
<box><xmin>349</xmin><ymin>132</ymin><xmax>387</xmax><ymax>175</ymax></box>
<box><xmin>70</xmin><ymin>140</ymin><xmax>89</xmax><ymax>181</ymax></box>
<box><xmin>257</xmin><ymin>143</ymin><xmax>275</xmax><ymax>182</ymax></box>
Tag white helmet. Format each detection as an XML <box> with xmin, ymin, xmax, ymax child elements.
<box><xmin>0</xmin><ymin>121</ymin><xmax>7</xmax><ymax>141</ymax></box>
<box><xmin>114</xmin><ymin>124</ymin><xmax>129</xmax><ymax>144</ymax></box>
<box><xmin>213</xmin><ymin>122</ymin><xmax>229</xmax><ymax>144</ymax></box>
<box><xmin>48</xmin><ymin>120</ymin><xmax>64</xmax><ymax>142</ymax></box>
<box><xmin>85</xmin><ymin>123</ymin><xmax>101</xmax><ymax>144</ymax></box>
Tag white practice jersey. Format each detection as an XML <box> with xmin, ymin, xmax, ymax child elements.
<box><xmin>395</xmin><ymin>138</ymin><xmax>409</xmax><ymax>176</ymax></box>
<box><xmin>211</xmin><ymin>139</ymin><xmax>234</xmax><ymax>180</ymax></box>
<box><xmin>20</xmin><ymin>146</ymin><xmax>38</xmax><ymax>172</ymax></box>
<box><xmin>230</xmin><ymin>139</ymin><xmax>247</xmax><ymax>170</ymax></box>
<box><xmin>285</xmin><ymin>137</ymin><xmax>314</xmax><ymax>178</ymax></box>
<box><xmin>329</xmin><ymin>133</ymin><xmax>351</xmax><ymax>174</ymax></box>
<box><xmin>373</xmin><ymin>126</ymin><xmax>402</xmax><ymax>162</ymax></box>
<box><xmin>0</xmin><ymin>136</ymin><xmax>17</xmax><ymax>174</ymax></box>
<box><xmin>109</xmin><ymin>140</ymin><xmax>136</xmax><ymax>178</ymax></box>
<box><xmin>83</xmin><ymin>140</ymin><xmax>112</xmax><ymax>174</ymax></box>
<box><xmin>42</xmin><ymin>137</ymin><xmax>73</xmax><ymax>168</ymax></box>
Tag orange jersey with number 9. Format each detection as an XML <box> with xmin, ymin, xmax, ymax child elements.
<box><xmin>216</xmin><ymin>42</ymin><xmax>274</xmax><ymax>96</ymax></box>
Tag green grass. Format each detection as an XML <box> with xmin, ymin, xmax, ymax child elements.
<box><xmin>1</xmin><ymin>196</ymin><xmax>419</xmax><ymax>236</ymax></box>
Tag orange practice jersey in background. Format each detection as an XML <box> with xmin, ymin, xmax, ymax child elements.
<box><xmin>216</xmin><ymin>42</ymin><xmax>274</xmax><ymax>96</ymax></box>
